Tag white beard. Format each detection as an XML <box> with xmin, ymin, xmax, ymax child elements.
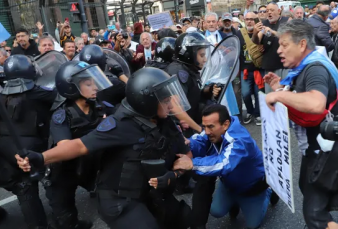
<box><xmin>247</xmin><ymin>26</ymin><xmax>254</xmax><ymax>32</ymax></box>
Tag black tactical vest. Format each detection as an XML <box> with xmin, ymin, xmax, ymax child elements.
<box><xmin>98</xmin><ymin>106</ymin><xmax>172</xmax><ymax>199</ymax></box>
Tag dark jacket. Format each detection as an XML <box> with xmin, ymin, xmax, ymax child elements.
<box><xmin>11</xmin><ymin>39</ymin><xmax>40</xmax><ymax>57</ymax></box>
<box><xmin>307</xmin><ymin>14</ymin><xmax>334</xmax><ymax>52</ymax></box>
<box><xmin>132</xmin><ymin>33</ymin><xmax>141</xmax><ymax>43</ymax></box>
<box><xmin>131</xmin><ymin>42</ymin><xmax>157</xmax><ymax>71</ymax></box>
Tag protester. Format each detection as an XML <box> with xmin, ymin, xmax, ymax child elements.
<box><xmin>264</xmin><ymin>19</ymin><xmax>338</xmax><ymax>229</ymax></box>
<box><xmin>331</xmin><ymin>17</ymin><xmax>338</xmax><ymax>66</ymax></box>
<box><xmin>294</xmin><ymin>6</ymin><xmax>305</xmax><ymax>20</ymax></box>
<box><xmin>132</xmin><ymin>22</ymin><xmax>143</xmax><ymax>43</ymax></box>
<box><xmin>173</xmin><ymin>104</ymin><xmax>278</xmax><ymax>229</ymax></box>
<box><xmin>252</xmin><ymin>2</ymin><xmax>289</xmax><ymax>93</ymax></box>
<box><xmin>74</xmin><ymin>37</ymin><xmax>85</xmax><ymax>52</ymax></box>
<box><xmin>38</xmin><ymin>35</ymin><xmax>55</xmax><ymax>55</ymax></box>
<box><xmin>81</xmin><ymin>32</ymin><xmax>89</xmax><ymax>45</ymax></box>
<box><xmin>61</xmin><ymin>40</ymin><xmax>76</xmax><ymax>60</ymax></box>
<box><xmin>59</xmin><ymin>22</ymin><xmax>75</xmax><ymax>47</ymax></box>
<box><xmin>90</xmin><ymin>29</ymin><xmax>98</xmax><ymax>38</ymax></box>
<box><xmin>144</xmin><ymin>24</ymin><xmax>150</xmax><ymax>33</ymax></box>
<box><xmin>0</xmin><ymin>48</ymin><xmax>8</xmax><ymax>66</ymax></box>
<box><xmin>258</xmin><ymin>5</ymin><xmax>268</xmax><ymax>20</ymax></box>
<box><xmin>307</xmin><ymin>5</ymin><xmax>334</xmax><ymax>52</ymax></box>
<box><xmin>237</xmin><ymin>12</ymin><xmax>264</xmax><ymax>125</ymax></box>
<box><xmin>132</xmin><ymin>32</ymin><xmax>156</xmax><ymax>70</ymax></box>
<box><xmin>11</xmin><ymin>28</ymin><xmax>40</xmax><ymax>57</ymax></box>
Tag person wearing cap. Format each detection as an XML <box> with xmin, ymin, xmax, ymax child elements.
<box><xmin>59</xmin><ymin>22</ymin><xmax>75</xmax><ymax>47</ymax></box>
<box><xmin>181</xmin><ymin>18</ymin><xmax>192</xmax><ymax>32</ymax></box>
<box><xmin>221</xmin><ymin>12</ymin><xmax>239</xmax><ymax>36</ymax></box>
<box><xmin>305</xmin><ymin>5</ymin><xmax>310</xmax><ymax>17</ymax></box>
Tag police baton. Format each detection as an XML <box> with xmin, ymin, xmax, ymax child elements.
<box><xmin>0</xmin><ymin>99</ymin><xmax>40</xmax><ymax>180</ymax></box>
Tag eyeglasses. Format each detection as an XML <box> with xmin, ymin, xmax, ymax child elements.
<box><xmin>183</xmin><ymin>23</ymin><xmax>191</xmax><ymax>26</ymax></box>
<box><xmin>245</xmin><ymin>18</ymin><xmax>255</xmax><ymax>21</ymax></box>
<box><xmin>259</xmin><ymin>10</ymin><xmax>267</xmax><ymax>13</ymax></box>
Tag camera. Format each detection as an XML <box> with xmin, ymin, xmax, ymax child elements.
<box><xmin>320</xmin><ymin>116</ymin><xmax>338</xmax><ymax>141</ymax></box>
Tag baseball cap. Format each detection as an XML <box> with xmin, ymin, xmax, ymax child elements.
<box><xmin>176</xmin><ymin>24</ymin><xmax>182</xmax><ymax>29</ymax></box>
<box><xmin>222</xmin><ymin>12</ymin><xmax>233</xmax><ymax>21</ymax></box>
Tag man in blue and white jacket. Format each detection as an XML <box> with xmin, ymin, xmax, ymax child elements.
<box><xmin>174</xmin><ymin>104</ymin><xmax>278</xmax><ymax>229</ymax></box>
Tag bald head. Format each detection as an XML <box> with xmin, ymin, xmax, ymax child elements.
<box><xmin>317</xmin><ymin>5</ymin><xmax>331</xmax><ymax>19</ymax></box>
<box><xmin>245</xmin><ymin>12</ymin><xmax>258</xmax><ymax>32</ymax></box>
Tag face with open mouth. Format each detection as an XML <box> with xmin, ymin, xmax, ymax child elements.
<box><xmin>277</xmin><ymin>33</ymin><xmax>305</xmax><ymax>69</ymax></box>
<box><xmin>266</xmin><ymin>4</ymin><xmax>280</xmax><ymax>23</ymax></box>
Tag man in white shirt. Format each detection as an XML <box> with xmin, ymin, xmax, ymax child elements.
<box><xmin>204</xmin><ymin>12</ymin><xmax>223</xmax><ymax>46</ymax></box>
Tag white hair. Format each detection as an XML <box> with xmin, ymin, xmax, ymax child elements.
<box><xmin>140</xmin><ymin>32</ymin><xmax>153</xmax><ymax>44</ymax></box>
<box><xmin>0</xmin><ymin>48</ymin><xmax>8</xmax><ymax>57</ymax></box>
<box><xmin>74</xmin><ymin>37</ymin><xmax>84</xmax><ymax>45</ymax></box>
<box><xmin>294</xmin><ymin>6</ymin><xmax>304</xmax><ymax>12</ymax></box>
<box><xmin>205</xmin><ymin>12</ymin><xmax>218</xmax><ymax>21</ymax></box>
<box><xmin>81</xmin><ymin>32</ymin><xmax>88</xmax><ymax>36</ymax></box>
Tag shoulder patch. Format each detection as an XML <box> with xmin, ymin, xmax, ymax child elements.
<box><xmin>53</xmin><ymin>109</ymin><xmax>66</xmax><ymax>125</ymax></box>
<box><xmin>102</xmin><ymin>101</ymin><xmax>114</xmax><ymax>108</ymax></box>
<box><xmin>97</xmin><ymin>116</ymin><xmax>116</xmax><ymax>132</ymax></box>
<box><xmin>178</xmin><ymin>70</ymin><xmax>189</xmax><ymax>84</ymax></box>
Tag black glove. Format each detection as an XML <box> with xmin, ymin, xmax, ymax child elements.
<box><xmin>25</xmin><ymin>150</ymin><xmax>45</xmax><ymax>170</ymax></box>
<box><xmin>156</xmin><ymin>171</ymin><xmax>177</xmax><ymax>189</ymax></box>
<box><xmin>109</xmin><ymin>64</ymin><xmax>124</xmax><ymax>78</ymax></box>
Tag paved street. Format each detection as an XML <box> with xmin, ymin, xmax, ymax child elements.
<box><xmin>1</xmin><ymin>122</ymin><xmax>337</xmax><ymax>229</ymax></box>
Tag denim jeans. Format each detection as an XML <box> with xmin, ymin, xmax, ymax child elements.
<box><xmin>241</xmin><ymin>71</ymin><xmax>263</xmax><ymax>117</ymax></box>
<box><xmin>210</xmin><ymin>179</ymin><xmax>271</xmax><ymax>229</ymax></box>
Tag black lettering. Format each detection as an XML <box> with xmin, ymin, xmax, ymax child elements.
<box><xmin>277</xmin><ymin>140</ymin><xmax>282</xmax><ymax>149</ymax></box>
<box><xmin>276</xmin><ymin>130</ymin><xmax>281</xmax><ymax>139</ymax></box>
<box><xmin>283</xmin><ymin>133</ymin><xmax>288</xmax><ymax>143</ymax></box>
<box><xmin>277</xmin><ymin>157</ymin><xmax>282</xmax><ymax>165</ymax></box>
<box><xmin>279</xmin><ymin>179</ymin><xmax>283</xmax><ymax>189</ymax></box>
<box><xmin>284</xmin><ymin>154</ymin><xmax>289</xmax><ymax>165</ymax></box>
<box><xmin>278</xmin><ymin>169</ymin><xmax>283</xmax><ymax>179</ymax></box>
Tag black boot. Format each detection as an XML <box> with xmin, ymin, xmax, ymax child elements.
<box><xmin>229</xmin><ymin>204</ymin><xmax>240</xmax><ymax>220</ymax></box>
<box><xmin>270</xmin><ymin>189</ymin><xmax>280</xmax><ymax>206</ymax></box>
<box><xmin>0</xmin><ymin>207</ymin><xmax>7</xmax><ymax>222</ymax></box>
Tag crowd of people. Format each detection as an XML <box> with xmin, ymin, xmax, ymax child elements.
<box><xmin>1</xmin><ymin>0</ymin><xmax>338</xmax><ymax>229</ymax></box>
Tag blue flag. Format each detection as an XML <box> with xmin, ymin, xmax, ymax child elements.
<box><xmin>0</xmin><ymin>23</ymin><xmax>10</xmax><ymax>44</ymax></box>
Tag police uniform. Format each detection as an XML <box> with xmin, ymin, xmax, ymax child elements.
<box><xmin>46</xmin><ymin>100</ymin><xmax>115</xmax><ymax>229</ymax></box>
<box><xmin>0</xmin><ymin>54</ymin><xmax>57</xmax><ymax>229</ymax></box>
<box><xmin>80</xmin><ymin>103</ymin><xmax>191</xmax><ymax>229</ymax></box>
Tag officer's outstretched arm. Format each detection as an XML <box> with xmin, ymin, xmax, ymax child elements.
<box><xmin>43</xmin><ymin>139</ymin><xmax>88</xmax><ymax>164</ymax></box>
<box><xmin>174</xmin><ymin>111</ymin><xmax>202</xmax><ymax>133</ymax></box>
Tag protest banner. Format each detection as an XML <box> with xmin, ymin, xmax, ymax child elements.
<box><xmin>147</xmin><ymin>12</ymin><xmax>174</xmax><ymax>30</ymax></box>
<box><xmin>259</xmin><ymin>92</ymin><xmax>295</xmax><ymax>213</ymax></box>
<box><xmin>0</xmin><ymin>23</ymin><xmax>10</xmax><ymax>44</ymax></box>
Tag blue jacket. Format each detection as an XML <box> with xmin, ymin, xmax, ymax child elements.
<box><xmin>189</xmin><ymin>116</ymin><xmax>265</xmax><ymax>194</ymax></box>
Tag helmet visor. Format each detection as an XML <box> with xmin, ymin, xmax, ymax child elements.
<box><xmin>71</xmin><ymin>65</ymin><xmax>112</xmax><ymax>99</ymax></box>
<box><xmin>153</xmin><ymin>76</ymin><xmax>191</xmax><ymax>116</ymax></box>
<box><xmin>188</xmin><ymin>44</ymin><xmax>212</xmax><ymax>69</ymax></box>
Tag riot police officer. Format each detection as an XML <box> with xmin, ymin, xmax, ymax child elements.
<box><xmin>145</xmin><ymin>37</ymin><xmax>175</xmax><ymax>70</ymax></box>
<box><xmin>79</xmin><ymin>44</ymin><xmax>127</xmax><ymax>105</ymax></box>
<box><xmin>16</xmin><ymin>67</ymin><xmax>193</xmax><ymax>229</ymax></box>
<box><xmin>165</xmin><ymin>32</ymin><xmax>215</xmax><ymax>135</ymax></box>
<box><xmin>0</xmin><ymin>55</ymin><xmax>57</xmax><ymax>229</ymax></box>
<box><xmin>45</xmin><ymin>61</ymin><xmax>115</xmax><ymax>229</ymax></box>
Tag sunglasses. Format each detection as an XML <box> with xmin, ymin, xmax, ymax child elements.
<box><xmin>259</xmin><ymin>10</ymin><xmax>267</xmax><ymax>13</ymax></box>
<box><xmin>5</xmin><ymin>49</ymin><xmax>11</xmax><ymax>52</ymax></box>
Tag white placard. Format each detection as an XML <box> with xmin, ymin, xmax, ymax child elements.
<box><xmin>147</xmin><ymin>12</ymin><xmax>174</xmax><ymax>30</ymax></box>
<box><xmin>259</xmin><ymin>92</ymin><xmax>295</xmax><ymax>213</ymax></box>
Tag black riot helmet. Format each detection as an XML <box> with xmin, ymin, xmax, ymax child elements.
<box><xmin>155</xmin><ymin>37</ymin><xmax>176</xmax><ymax>63</ymax></box>
<box><xmin>55</xmin><ymin>61</ymin><xmax>112</xmax><ymax>102</ymax></box>
<box><xmin>4</xmin><ymin>55</ymin><xmax>40</xmax><ymax>80</ymax></box>
<box><xmin>157</xmin><ymin>28</ymin><xmax>177</xmax><ymax>40</ymax></box>
<box><xmin>175</xmin><ymin>32</ymin><xmax>211</xmax><ymax>69</ymax></box>
<box><xmin>125</xmin><ymin>67</ymin><xmax>191</xmax><ymax>118</ymax></box>
<box><xmin>79</xmin><ymin>44</ymin><xmax>107</xmax><ymax>71</ymax></box>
